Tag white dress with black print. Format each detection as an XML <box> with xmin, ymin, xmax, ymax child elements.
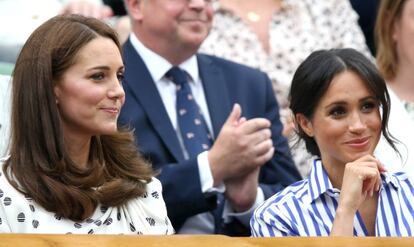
<box><xmin>0</xmin><ymin>160</ymin><xmax>174</xmax><ymax>234</ymax></box>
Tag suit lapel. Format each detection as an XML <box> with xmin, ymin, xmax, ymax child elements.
<box><xmin>197</xmin><ymin>55</ymin><xmax>231</xmax><ymax>139</ymax></box>
<box><xmin>123</xmin><ymin>40</ymin><xmax>184</xmax><ymax>162</ymax></box>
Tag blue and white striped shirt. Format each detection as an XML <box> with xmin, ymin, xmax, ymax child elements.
<box><xmin>251</xmin><ymin>159</ymin><xmax>414</xmax><ymax>237</ymax></box>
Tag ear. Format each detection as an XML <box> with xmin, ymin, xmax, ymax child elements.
<box><xmin>295</xmin><ymin>113</ymin><xmax>314</xmax><ymax>137</ymax></box>
<box><xmin>391</xmin><ymin>14</ymin><xmax>402</xmax><ymax>42</ymax></box>
<box><xmin>125</xmin><ymin>0</ymin><xmax>144</xmax><ymax>21</ymax></box>
<box><xmin>53</xmin><ymin>85</ymin><xmax>61</xmax><ymax>104</ymax></box>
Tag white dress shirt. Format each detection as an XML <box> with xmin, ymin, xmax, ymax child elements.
<box><xmin>129</xmin><ymin>34</ymin><xmax>264</xmax><ymax>233</ymax></box>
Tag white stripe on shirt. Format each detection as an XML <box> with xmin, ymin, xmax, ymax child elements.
<box><xmin>251</xmin><ymin>159</ymin><xmax>414</xmax><ymax>236</ymax></box>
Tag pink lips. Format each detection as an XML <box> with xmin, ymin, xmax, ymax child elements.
<box><xmin>101</xmin><ymin>107</ymin><xmax>119</xmax><ymax>115</ymax></box>
<box><xmin>344</xmin><ymin>136</ymin><xmax>370</xmax><ymax>149</ymax></box>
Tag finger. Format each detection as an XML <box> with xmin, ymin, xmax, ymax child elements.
<box><xmin>253</xmin><ymin>139</ymin><xmax>273</xmax><ymax>157</ymax></box>
<box><xmin>361</xmin><ymin>168</ymin><xmax>380</xmax><ymax>196</ymax></box>
<box><xmin>238</xmin><ymin>118</ymin><xmax>271</xmax><ymax>135</ymax></box>
<box><xmin>354</xmin><ymin>154</ymin><xmax>377</xmax><ymax>163</ymax></box>
<box><xmin>91</xmin><ymin>5</ymin><xmax>101</xmax><ymax>18</ymax></box>
<box><xmin>80</xmin><ymin>2</ymin><xmax>91</xmax><ymax>16</ymax></box>
<box><xmin>102</xmin><ymin>6</ymin><xmax>114</xmax><ymax>18</ymax></box>
<box><xmin>254</xmin><ymin>147</ymin><xmax>274</xmax><ymax>166</ymax></box>
<box><xmin>377</xmin><ymin>160</ymin><xmax>387</xmax><ymax>173</ymax></box>
<box><xmin>225</xmin><ymin>103</ymin><xmax>242</xmax><ymax>126</ymax></box>
<box><xmin>248</xmin><ymin>128</ymin><xmax>271</xmax><ymax>145</ymax></box>
<box><xmin>238</xmin><ymin>117</ymin><xmax>247</xmax><ymax>125</ymax></box>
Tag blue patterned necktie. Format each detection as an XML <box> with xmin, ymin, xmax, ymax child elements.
<box><xmin>166</xmin><ymin>66</ymin><xmax>213</xmax><ymax>159</ymax></box>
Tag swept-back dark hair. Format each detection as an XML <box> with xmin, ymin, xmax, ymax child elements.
<box><xmin>5</xmin><ymin>14</ymin><xmax>154</xmax><ymax>222</ymax></box>
<box><xmin>289</xmin><ymin>48</ymin><xmax>398</xmax><ymax>157</ymax></box>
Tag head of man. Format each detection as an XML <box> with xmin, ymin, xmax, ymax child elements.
<box><xmin>125</xmin><ymin>0</ymin><xmax>214</xmax><ymax>64</ymax></box>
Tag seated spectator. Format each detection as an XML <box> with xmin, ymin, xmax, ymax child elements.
<box><xmin>0</xmin><ymin>14</ymin><xmax>173</xmax><ymax>234</ymax></box>
<box><xmin>199</xmin><ymin>0</ymin><xmax>372</xmax><ymax>177</ymax></box>
<box><xmin>0</xmin><ymin>0</ymin><xmax>113</xmax><ymax>63</ymax></box>
<box><xmin>251</xmin><ymin>48</ymin><xmax>414</xmax><ymax>236</ymax></box>
<box><xmin>374</xmin><ymin>0</ymin><xmax>414</xmax><ymax>174</ymax></box>
<box><xmin>119</xmin><ymin>0</ymin><xmax>301</xmax><ymax>236</ymax></box>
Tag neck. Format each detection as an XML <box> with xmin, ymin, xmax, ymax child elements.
<box><xmin>389</xmin><ymin>64</ymin><xmax>414</xmax><ymax>102</ymax></box>
<box><xmin>64</xmin><ymin>134</ymin><xmax>91</xmax><ymax>169</ymax></box>
<box><xmin>320</xmin><ymin>156</ymin><xmax>346</xmax><ymax>190</ymax></box>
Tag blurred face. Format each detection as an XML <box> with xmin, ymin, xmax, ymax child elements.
<box><xmin>297</xmin><ymin>71</ymin><xmax>381</xmax><ymax>168</ymax></box>
<box><xmin>54</xmin><ymin>37</ymin><xmax>125</xmax><ymax>139</ymax></box>
<box><xmin>131</xmin><ymin>0</ymin><xmax>214</xmax><ymax>54</ymax></box>
<box><xmin>393</xmin><ymin>0</ymin><xmax>414</xmax><ymax>67</ymax></box>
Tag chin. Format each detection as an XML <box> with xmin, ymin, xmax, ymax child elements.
<box><xmin>348</xmin><ymin>151</ymin><xmax>373</xmax><ymax>162</ymax></box>
<box><xmin>98</xmin><ymin>125</ymin><xmax>118</xmax><ymax>135</ymax></box>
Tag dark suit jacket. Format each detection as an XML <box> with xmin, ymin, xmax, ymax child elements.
<box><xmin>119</xmin><ymin>39</ymin><xmax>301</xmax><ymax>235</ymax></box>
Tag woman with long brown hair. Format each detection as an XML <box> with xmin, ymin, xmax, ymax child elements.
<box><xmin>374</xmin><ymin>0</ymin><xmax>414</xmax><ymax>174</ymax></box>
<box><xmin>0</xmin><ymin>14</ymin><xmax>173</xmax><ymax>234</ymax></box>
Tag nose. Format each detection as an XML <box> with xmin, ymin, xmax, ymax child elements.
<box><xmin>348</xmin><ymin>112</ymin><xmax>366</xmax><ymax>134</ymax></box>
<box><xmin>108</xmin><ymin>79</ymin><xmax>125</xmax><ymax>101</ymax></box>
<box><xmin>188</xmin><ymin>0</ymin><xmax>214</xmax><ymax>8</ymax></box>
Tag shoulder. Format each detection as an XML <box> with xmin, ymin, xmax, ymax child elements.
<box><xmin>145</xmin><ymin>177</ymin><xmax>163</xmax><ymax>195</ymax></box>
<box><xmin>125</xmin><ymin>177</ymin><xmax>174</xmax><ymax>234</ymax></box>
<box><xmin>197</xmin><ymin>53</ymin><xmax>268</xmax><ymax>77</ymax></box>
<box><xmin>251</xmin><ymin>179</ymin><xmax>309</xmax><ymax>236</ymax></box>
<box><xmin>254</xmin><ymin>179</ymin><xmax>309</xmax><ymax>220</ymax></box>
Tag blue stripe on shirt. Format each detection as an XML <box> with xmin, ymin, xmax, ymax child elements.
<box><xmin>251</xmin><ymin>159</ymin><xmax>414</xmax><ymax>236</ymax></box>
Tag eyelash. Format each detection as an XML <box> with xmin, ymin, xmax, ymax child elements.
<box><xmin>328</xmin><ymin>101</ymin><xmax>378</xmax><ymax>118</ymax></box>
<box><xmin>117</xmin><ymin>72</ymin><xmax>124</xmax><ymax>83</ymax></box>
<box><xmin>90</xmin><ymin>72</ymin><xmax>124</xmax><ymax>84</ymax></box>
<box><xmin>90</xmin><ymin>72</ymin><xmax>105</xmax><ymax>81</ymax></box>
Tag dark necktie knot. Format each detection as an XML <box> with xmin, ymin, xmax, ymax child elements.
<box><xmin>166</xmin><ymin>66</ymin><xmax>188</xmax><ymax>87</ymax></box>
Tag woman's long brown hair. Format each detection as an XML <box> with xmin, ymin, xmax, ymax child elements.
<box><xmin>5</xmin><ymin>14</ymin><xmax>154</xmax><ymax>222</ymax></box>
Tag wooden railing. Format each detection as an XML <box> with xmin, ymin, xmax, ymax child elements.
<box><xmin>1</xmin><ymin>234</ymin><xmax>414</xmax><ymax>247</ymax></box>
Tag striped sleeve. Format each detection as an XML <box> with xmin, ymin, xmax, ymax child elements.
<box><xmin>250</xmin><ymin>190</ymin><xmax>297</xmax><ymax>237</ymax></box>
<box><xmin>251</xmin><ymin>204</ymin><xmax>290</xmax><ymax>236</ymax></box>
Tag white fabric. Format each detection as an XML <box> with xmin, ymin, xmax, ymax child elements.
<box><xmin>0</xmin><ymin>0</ymin><xmax>104</xmax><ymax>46</ymax></box>
<box><xmin>375</xmin><ymin>87</ymin><xmax>414</xmax><ymax>176</ymax></box>
<box><xmin>0</xmin><ymin>159</ymin><xmax>174</xmax><ymax>234</ymax></box>
<box><xmin>0</xmin><ymin>75</ymin><xmax>12</xmax><ymax>157</ymax></box>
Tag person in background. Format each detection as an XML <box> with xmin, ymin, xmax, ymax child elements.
<box><xmin>0</xmin><ymin>14</ymin><xmax>173</xmax><ymax>234</ymax></box>
<box><xmin>251</xmin><ymin>48</ymin><xmax>414</xmax><ymax>237</ymax></box>
<box><xmin>199</xmin><ymin>0</ymin><xmax>372</xmax><ymax>178</ymax></box>
<box><xmin>0</xmin><ymin>0</ymin><xmax>113</xmax><ymax>63</ymax></box>
<box><xmin>374</xmin><ymin>0</ymin><xmax>414</xmax><ymax>174</ymax></box>
<box><xmin>349</xmin><ymin>0</ymin><xmax>380</xmax><ymax>56</ymax></box>
<box><xmin>119</xmin><ymin>0</ymin><xmax>301</xmax><ymax>236</ymax></box>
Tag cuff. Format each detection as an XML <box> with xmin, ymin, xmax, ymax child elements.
<box><xmin>197</xmin><ymin>151</ymin><xmax>225</xmax><ymax>193</ymax></box>
<box><xmin>222</xmin><ymin>187</ymin><xmax>265</xmax><ymax>226</ymax></box>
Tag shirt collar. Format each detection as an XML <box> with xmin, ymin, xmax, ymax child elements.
<box><xmin>129</xmin><ymin>33</ymin><xmax>200</xmax><ymax>84</ymax></box>
<box><xmin>306</xmin><ymin>158</ymin><xmax>401</xmax><ymax>204</ymax></box>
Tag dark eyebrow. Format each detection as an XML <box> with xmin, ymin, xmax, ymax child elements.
<box><xmin>324</xmin><ymin>96</ymin><xmax>377</xmax><ymax>110</ymax></box>
<box><xmin>324</xmin><ymin>101</ymin><xmax>346</xmax><ymax>110</ymax></box>
<box><xmin>87</xmin><ymin>65</ymin><xmax>124</xmax><ymax>71</ymax></box>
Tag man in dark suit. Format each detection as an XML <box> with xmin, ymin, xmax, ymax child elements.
<box><xmin>119</xmin><ymin>0</ymin><xmax>301</xmax><ymax>235</ymax></box>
